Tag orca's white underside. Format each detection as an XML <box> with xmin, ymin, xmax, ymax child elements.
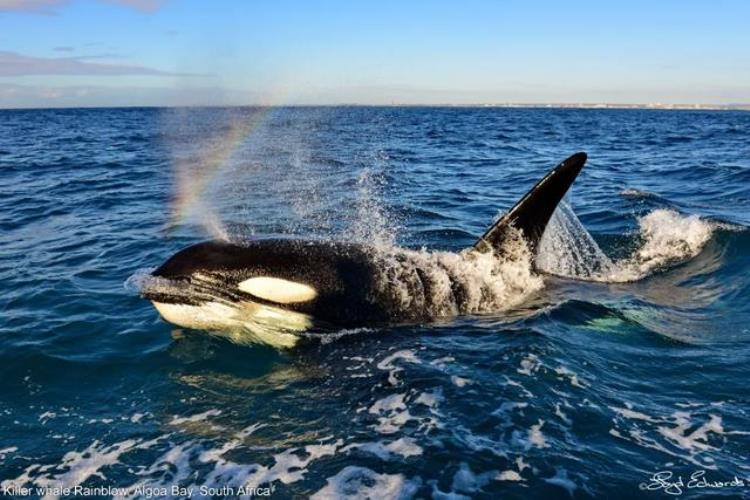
<box><xmin>152</xmin><ymin>299</ymin><xmax>312</xmax><ymax>348</ymax></box>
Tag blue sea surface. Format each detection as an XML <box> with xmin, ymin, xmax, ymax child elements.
<box><xmin>1</xmin><ymin>107</ymin><xmax>749</xmax><ymax>498</ymax></box>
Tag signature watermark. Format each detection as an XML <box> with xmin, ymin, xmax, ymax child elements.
<box><xmin>640</xmin><ymin>470</ymin><xmax>747</xmax><ymax>496</ymax></box>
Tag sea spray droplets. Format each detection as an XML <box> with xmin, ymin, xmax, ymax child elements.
<box><xmin>123</xmin><ymin>267</ymin><xmax>157</xmax><ymax>294</ymax></box>
<box><xmin>538</xmin><ymin>205</ymin><xmax>715</xmax><ymax>283</ymax></box>
<box><xmin>348</xmin><ymin>166</ymin><xmax>399</xmax><ymax>250</ymax></box>
<box><xmin>537</xmin><ymin>201</ymin><xmax>614</xmax><ymax>279</ymax></box>
<box><xmin>163</xmin><ymin>108</ymin><xmax>262</xmax><ymax>238</ymax></box>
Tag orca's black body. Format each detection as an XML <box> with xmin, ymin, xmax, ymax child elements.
<box><xmin>144</xmin><ymin>153</ymin><xmax>587</xmax><ymax>344</ymax></box>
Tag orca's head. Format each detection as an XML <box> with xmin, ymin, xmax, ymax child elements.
<box><xmin>141</xmin><ymin>240</ymin><xmax>320</xmax><ymax>345</ymax></box>
<box><xmin>144</xmin><ymin>240</ymin><xmax>319</xmax><ymax>305</ymax></box>
<box><xmin>141</xmin><ymin>241</ymin><xmax>242</xmax><ymax>305</ymax></box>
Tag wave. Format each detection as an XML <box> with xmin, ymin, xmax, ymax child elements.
<box><xmin>538</xmin><ymin>204</ymin><xmax>722</xmax><ymax>283</ymax></box>
<box><xmin>620</xmin><ymin>188</ymin><xmax>668</xmax><ymax>202</ymax></box>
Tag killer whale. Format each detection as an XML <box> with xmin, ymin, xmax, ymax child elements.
<box><xmin>143</xmin><ymin>152</ymin><xmax>587</xmax><ymax>347</ymax></box>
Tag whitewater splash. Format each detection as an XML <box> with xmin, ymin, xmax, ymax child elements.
<box><xmin>371</xmin><ymin>231</ymin><xmax>543</xmax><ymax>317</ymax></box>
<box><xmin>537</xmin><ymin>204</ymin><xmax>716</xmax><ymax>283</ymax></box>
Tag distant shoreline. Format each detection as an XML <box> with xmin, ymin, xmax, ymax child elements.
<box><xmin>1</xmin><ymin>103</ymin><xmax>748</xmax><ymax>111</ymax></box>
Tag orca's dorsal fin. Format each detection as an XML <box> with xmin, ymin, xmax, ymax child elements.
<box><xmin>472</xmin><ymin>152</ymin><xmax>587</xmax><ymax>255</ymax></box>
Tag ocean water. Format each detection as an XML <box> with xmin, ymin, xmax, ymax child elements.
<box><xmin>1</xmin><ymin>106</ymin><xmax>749</xmax><ymax>498</ymax></box>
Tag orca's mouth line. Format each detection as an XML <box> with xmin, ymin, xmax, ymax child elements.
<box><xmin>142</xmin><ymin>272</ymin><xmax>298</xmax><ymax>311</ymax></box>
<box><xmin>141</xmin><ymin>274</ymin><xmax>236</xmax><ymax>306</ymax></box>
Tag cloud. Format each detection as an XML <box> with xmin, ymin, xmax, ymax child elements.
<box><xmin>0</xmin><ymin>0</ymin><xmax>67</xmax><ymax>14</ymax></box>
<box><xmin>0</xmin><ymin>0</ymin><xmax>166</xmax><ymax>14</ymax></box>
<box><xmin>0</xmin><ymin>51</ymin><xmax>201</xmax><ymax>77</ymax></box>
<box><xmin>72</xmin><ymin>52</ymin><xmax>124</xmax><ymax>60</ymax></box>
<box><xmin>104</xmin><ymin>0</ymin><xmax>166</xmax><ymax>12</ymax></box>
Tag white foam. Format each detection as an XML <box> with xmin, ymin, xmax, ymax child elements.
<box><xmin>607</xmin><ymin>209</ymin><xmax>714</xmax><ymax>282</ymax></box>
<box><xmin>311</xmin><ymin>466</ymin><xmax>420</xmax><ymax>500</ymax></box>
<box><xmin>120</xmin><ymin>434</ymin><xmax>342</xmax><ymax>495</ymax></box>
<box><xmin>120</xmin><ymin>440</ymin><xmax>197</xmax><ymax>496</ymax></box>
<box><xmin>376</xmin><ymin>350</ymin><xmax>421</xmax><ymax>386</ymax></box>
<box><xmin>657</xmin><ymin>412</ymin><xmax>723</xmax><ymax>453</ymax></box>
<box><xmin>2</xmin><ymin>438</ymin><xmax>160</xmax><ymax>494</ymax></box>
<box><xmin>496</xmin><ymin>470</ymin><xmax>523</xmax><ymax>482</ymax></box>
<box><xmin>87</xmin><ymin>418</ymin><xmax>114</xmax><ymax>424</ymax></box>
<box><xmin>377</xmin><ymin>350</ymin><xmax>421</xmax><ymax>370</ymax></box>
<box><xmin>450</xmin><ymin>376</ymin><xmax>472</xmax><ymax>387</ymax></box>
<box><xmin>234</xmin><ymin>439</ymin><xmax>343</xmax><ymax>487</ymax></box>
<box><xmin>118</xmin><ymin>424</ymin><xmax>270</xmax><ymax>495</ymax></box>
<box><xmin>414</xmin><ymin>388</ymin><xmax>443</xmax><ymax>409</ymax></box>
<box><xmin>369</xmin><ymin>394</ymin><xmax>412</xmax><ymax>435</ymax></box>
<box><xmin>304</xmin><ymin>327</ymin><xmax>376</xmax><ymax>345</ymax></box>
<box><xmin>369</xmin><ymin>393</ymin><xmax>407</xmax><ymax>415</ymax></box>
<box><xmin>610</xmin><ymin>405</ymin><xmax>659</xmax><ymax>423</ymax></box>
<box><xmin>554</xmin><ymin>366</ymin><xmax>587</xmax><ymax>388</ymax></box>
<box><xmin>379</xmin><ymin>437</ymin><xmax>423</xmax><ymax>458</ymax></box>
<box><xmin>517</xmin><ymin>353</ymin><xmax>540</xmax><ymax>376</ymax></box>
<box><xmin>342</xmin><ymin>437</ymin><xmax>423</xmax><ymax>460</ymax></box>
<box><xmin>528</xmin><ymin>419</ymin><xmax>549</xmax><ymax>449</ymax></box>
<box><xmin>373</xmin><ymin>235</ymin><xmax>543</xmax><ymax>317</ymax></box>
<box><xmin>38</xmin><ymin>411</ymin><xmax>56</xmax><ymax>422</ymax></box>
<box><xmin>609</xmin><ymin>406</ymin><xmax>728</xmax><ymax>468</ymax></box>
<box><xmin>621</xmin><ymin>188</ymin><xmax>656</xmax><ymax>198</ymax></box>
<box><xmin>368</xmin><ymin>392</ymin><xmax>440</xmax><ymax>435</ymax></box>
<box><xmin>515</xmin><ymin>456</ymin><xmax>530</xmax><ymax>472</ymax></box>
<box><xmin>502</xmin><ymin>376</ymin><xmax>533</xmax><ymax>398</ymax></box>
<box><xmin>169</xmin><ymin>409</ymin><xmax>222</xmax><ymax>426</ymax></box>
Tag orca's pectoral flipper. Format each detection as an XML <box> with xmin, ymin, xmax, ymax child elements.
<box><xmin>472</xmin><ymin>152</ymin><xmax>587</xmax><ymax>255</ymax></box>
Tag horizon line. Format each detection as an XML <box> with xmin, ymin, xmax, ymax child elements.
<box><xmin>0</xmin><ymin>102</ymin><xmax>750</xmax><ymax>111</ymax></box>
<box><xmin>1</xmin><ymin>102</ymin><xmax>750</xmax><ymax>112</ymax></box>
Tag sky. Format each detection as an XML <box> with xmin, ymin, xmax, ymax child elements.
<box><xmin>0</xmin><ymin>0</ymin><xmax>748</xmax><ymax>108</ymax></box>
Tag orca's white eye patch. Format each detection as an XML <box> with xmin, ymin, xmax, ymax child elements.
<box><xmin>238</xmin><ymin>277</ymin><xmax>317</xmax><ymax>304</ymax></box>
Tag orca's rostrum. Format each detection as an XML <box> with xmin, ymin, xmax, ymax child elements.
<box><xmin>142</xmin><ymin>153</ymin><xmax>587</xmax><ymax>347</ymax></box>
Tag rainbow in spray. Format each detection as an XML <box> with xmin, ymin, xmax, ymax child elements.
<box><xmin>162</xmin><ymin>103</ymin><xmax>284</xmax><ymax>240</ymax></box>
